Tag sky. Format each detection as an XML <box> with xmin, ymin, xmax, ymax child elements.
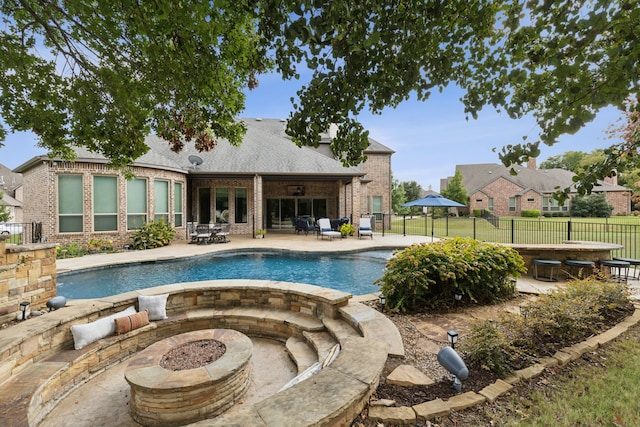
<box><xmin>0</xmin><ymin>72</ymin><xmax>624</xmax><ymax>192</ymax></box>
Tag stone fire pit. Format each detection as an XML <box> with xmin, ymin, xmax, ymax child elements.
<box><xmin>125</xmin><ymin>329</ymin><xmax>252</xmax><ymax>427</ymax></box>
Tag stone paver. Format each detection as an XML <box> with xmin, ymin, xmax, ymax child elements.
<box><xmin>386</xmin><ymin>364</ymin><xmax>435</xmax><ymax>387</ymax></box>
<box><xmin>368</xmin><ymin>405</ymin><xmax>416</xmax><ymax>424</ymax></box>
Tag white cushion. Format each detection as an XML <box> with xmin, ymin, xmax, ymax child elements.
<box><xmin>138</xmin><ymin>294</ymin><xmax>169</xmax><ymax>320</ymax></box>
<box><xmin>70</xmin><ymin>306</ymin><xmax>136</xmax><ymax>350</ymax></box>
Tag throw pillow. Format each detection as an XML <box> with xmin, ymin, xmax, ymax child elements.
<box><xmin>138</xmin><ymin>294</ymin><xmax>169</xmax><ymax>320</ymax></box>
<box><xmin>114</xmin><ymin>310</ymin><xmax>150</xmax><ymax>334</ymax></box>
<box><xmin>70</xmin><ymin>306</ymin><xmax>136</xmax><ymax>350</ymax></box>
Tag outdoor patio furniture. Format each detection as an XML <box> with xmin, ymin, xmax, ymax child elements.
<box><xmin>195</xmin><ymin>225</ymin><xmax>214</xmax><ymax>244</ymax></box>
<box><xmin>213</xmin><ymin>223</ymin><xmax>230</xmax><ymax>243</ymax></box>
<box><xmin>295</xmin><ymin>218</ymin><xmax>316</xmax><ymax>235</ymax></box>
<box><xmin>532</xmin><ymin>259</ymin><xmax>561</xmax><ymax>282</ymax></box>
<box><xmin>600</xmin><ymin>259</ymin><xmax>630</xmax><ymax>283</ymax></box>
<box><xmin>187</xmin><ymin>222</ymin><xmax>198</xmax><ymax>243</ymax></box>
<box><xmin>613</xmin><ymin>257</ymin><xmax>640</xmax><ymax>280</ymax></box>
<box><xmin>317</xmin><ymin>218</ymin><xmax>342</xmax><ymax>241</ymax></box>
<box><xmin>564</xmin><ymin>259</ymin><xmax>595</xmax><ymax>279</ymax></box>
<box><xmin>358</xmin><ymin>218</ymin><xmax>373</xmax><ymax>239</ymax></box>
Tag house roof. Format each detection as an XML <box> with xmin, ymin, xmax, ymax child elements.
<box><xmin>0</xmin><ymin>164</ymin><xmax>23</xmax><ymax>191</ymax></box>
<box><xmin>455</xmin><ymin>163</ymin><xmax>629</xmax><ymax>195</ymax></box>
<box><xmin>0</xmin><ymin>192</ymin><xmax>21</xmax><ymax>208</ymax></box>
<box><xmin>13</xmin><ymin>119</ymin><xmax>386</xmax><ymax>178</ymax></box>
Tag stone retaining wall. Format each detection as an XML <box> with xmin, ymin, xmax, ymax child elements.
<box><xmin>0</xmin><ymin>241</ymin><xmax>58</xmax><ymax>324</ymax></box>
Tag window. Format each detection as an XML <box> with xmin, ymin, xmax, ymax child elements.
<box><xmin>543</xmin><ymin>197</ymin><xmax>567</xmax><ymax>212</ymax></box>
<box><xmin>154</xmin><ymin>180</ymin><xmax>169</xmax><ymax>222</ymax></box>
<box><xmin>235</xmin><ymin>188</ymin><xmax>248</xmax><ymax>223</ymax></box>
<box><xmin>488</xmin><ymin>197</ymin><xmax>494</xmax><ymax>211</ymax></box>
<box><xmin>509</xmin><ymin>197</ymin><xmax>516</xmax><ymax>212</ymax></box>
<box><xmin>372</xmin><ymin>196</ymin><xmax>383</xmax><ymax>220</ymax></box>
<box><xmin>58</xmin><ymin>175</ymin><xmax>83</xmax><ymax>233</ymax></box>
<box><xmin>215</xmin><ymin>188</ymin><xmax>229</xmax><ymax>223</ymax></box>
<box><xmin>174</xmin><ymin>182</ymin><xmax>183</xmax><ymax>227</ymax></box>
<box><xmin>127</xmin><ymin>178</ymin><xmax>147</xmax><ymax>230</ymax></box>
<box><xmin>94</xmin><ymin>176</ymin><xmax>118</xmax><ymax>231</ymax></box>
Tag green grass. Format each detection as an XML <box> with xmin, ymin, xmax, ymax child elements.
<box><xmin>504</xmin><ymin>332</ymin><xmax>640</xmax><ymax>426</ymax></box>
<box><xmin>387</xmin><ymin>215</ymin><xmax>640</xmax><ymax>258</ymax></box>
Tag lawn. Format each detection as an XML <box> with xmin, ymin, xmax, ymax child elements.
<box><xmin>386</xmin><ymin>215</ymin><xmax>640</xmax><ymax>259</ymax></box>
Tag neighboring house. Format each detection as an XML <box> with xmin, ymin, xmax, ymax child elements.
<box><xmin>440</xmin><ymin>159</ymin><xmax>631</xmax><ymax>217</ymax></box>
<box><xmin>0</xmin><ymin>164</ymin><xmax>23</xmax><ymax>222</ymax></box>
<box><xmin>13</xmin><ymin>119</ymin><xmax>393</xmax><ymax>247</ymax></box>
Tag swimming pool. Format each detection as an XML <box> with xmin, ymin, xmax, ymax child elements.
<box><xmin>56</xmin><ymin>249</ymin><xmax>394</xmax><ymax>299</ymax></box>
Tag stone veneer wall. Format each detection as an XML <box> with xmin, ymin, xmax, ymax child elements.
<box><xmin>0</xmin><ymin>241</ymin><xmax>57</xmax><ymax>324</ymax></box>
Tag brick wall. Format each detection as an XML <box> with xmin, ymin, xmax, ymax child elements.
<box><xmin>21</xmin><ymin>161</ymin><xmax>187</xmax><ymax>248</ymax></box>
<box><xmin>360</xmin><ymin>152</ymin><xmax>391</xmax><ymax>216</ymax></box>
<box><xmin>605</xmin><ymin>191</ymin><xmax>631</xmax><ymax>216</ymax></box>
<box><xmin>0</xmin><ymin>241</ymin><xmax>57</xmax><ymax>324</ymax></box>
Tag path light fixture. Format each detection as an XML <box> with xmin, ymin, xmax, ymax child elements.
<box><xmin>19</xmin><ymin>301</ymin><xmax>30</xmax><ymax>321</ymax></box>
<box><xmin>454</xmin><ymin>291</ymin><xmax>463</xmax><ymax>302</ymax></box>
<box><xmin>447</xmin><ymin>329</ymin><xmax>458</xmax><ymax>349</ymax></box>
<box><xmin>520</xmin><ymin>306</ymin><xmax>530</xmax><ymax>319</ymax></box>
<box><xmin>378</xmin><ymin>294</ymin><xmax>386</xmax><ymax>312</ymax></box>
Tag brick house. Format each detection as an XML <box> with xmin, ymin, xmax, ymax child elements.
<box><xmin>441</xmin><ymin>159</ymin><xmax>631</xmax><ymax>217</ymax></box>
<box><xmin>12</xmin><ymin>119</ymin><xmax>393</xmax><ymax>247</ymax></box>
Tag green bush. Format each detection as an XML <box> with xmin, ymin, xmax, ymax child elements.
<box><xmin>376</xmin><ymin>238</ymin><xmax>526</xmax><ymax>312</ymax></box>
<box><xmin>521</xmin><ymin>209</ymin><xmax>540</xmax><ymax>217</ymax></box>
<box><xmin>56</xmin><ymin>242</ymin><xmax>87</xmax><ymax>258</ymax></box>
<box><xmin>131</xmin><ymin>219</ymin><xmax>175</xmax><ymax>250</ymax></box>
<box><xmin>472</xmin><ymin>209</ymin><xmax>483</xmax><ymax>218</ymax></box>
<box><xmin>460</xmin><ymin>277</ymin><xmax>633</xmax><ymax>377</ymax></box>
<box><xmin>570</xmin><ymin>193</ymin><xmax>613</xmax><ymax>217</ymax></box>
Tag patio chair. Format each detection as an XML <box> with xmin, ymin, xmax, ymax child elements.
<box><xmin>195</xmin><ymin>224</ymin><xmax>213</xmax><ymax>244</ymax></box>
<box><xmin>317</xmin><ymin>218</ymin><xmax>341</xmax><ymax>241</ymax></box>
<box><xmin>214</xmin><ymin>223</ymin><xmax>231</xmax><ymax>243</ymax></box>
<box><xmin>295</xmin><ymin>218</ymin><xmax>316</xmax><ymax>235</ymax></box>
<box><xmin>358</xmin><ymin>217</ymin><xmax>374</xmax><ymax>239</ymax></box>
<box><xmin>187</xmin><ymin>222</ymin><xmax>198</xmax><ymax>243</ymax></box>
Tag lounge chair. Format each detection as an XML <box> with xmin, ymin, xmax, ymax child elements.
<box><xmin>358</xmin><ymin>217</ymin><xmax>374</xmax><ymax>239</ymax></box>
<box><xmin>295</xmin><ymin>218</ymin><xmax>316</xmax><ymax>235</ymax></box>
<box><xmin>317</xmin><ymin>218</ymin><xmax>342</xmax><ymax>241</ymax></box>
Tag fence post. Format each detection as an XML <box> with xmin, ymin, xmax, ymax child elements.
<box><xmin>511</xmin><ymin>219</ymin><xmax>515</xmax><ymax>244</ymax></box>
<box><xmin>567</xmin><ymin>219</ymin><xmax>572</xmax><ymax>241</ymax></box>
<box><xmin>403</xmin><ymin>214</ymin><xmax>406</xmax><ymax>237</ymax></box>
<box><xmin>446</xmin><ymin>215</ymin><xmax>449</xmax><ymax>236</ymax></box>
<box><xmin>473</xmin><ymin>217</ymin><xmax>476</xmax><ymax>240</ymax></box>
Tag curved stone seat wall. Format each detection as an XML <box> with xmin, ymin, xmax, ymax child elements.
<box><xmin>0</xmin><ymin>280</ymin><xmax>391</xmax><ymax>427</ymax></box>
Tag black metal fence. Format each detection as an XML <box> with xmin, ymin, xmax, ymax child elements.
<box><xmin>383</xmin><ymin>214</ymin><xmax>640</xmax><ymax>259</ymax></box>
<box><xmin>0</xmin><ymin>222</ymin><xmax>44</xmax><ymax>244</ymax></box>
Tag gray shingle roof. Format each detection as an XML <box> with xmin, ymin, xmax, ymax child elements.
<box><xmin>456</xmin><ymin>163</ymin><xmax>629</xmax><ymax>194</ymax></box>
<box><xmin>15</xmin><ymin>119</ymin><xmax>375</xmax><ymax>177</ymax></box>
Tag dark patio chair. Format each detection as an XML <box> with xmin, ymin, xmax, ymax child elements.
<box><xmin>295</xmin><ymin>218</ymin><xmax>316</xmax><ymax>235</ymax></box>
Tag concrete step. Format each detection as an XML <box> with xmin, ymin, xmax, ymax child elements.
<box><xmin>302</xmin><ymin>331</ymin><xmax>338</xmax><ymax>362</ymax></box>
<box><xmin>338</xmin><ymin>301</ymin><xmax>405</xmax><ymax>357</ymax></box>
<box><xmin>285</xmin><ymin>336</ymin><xmax>318</xmax><ymax>374</ymax></box>
<box><xmin>323</xmin><ymin>317</ymin><xmax>362</xmax><ymax>345</ymax></box>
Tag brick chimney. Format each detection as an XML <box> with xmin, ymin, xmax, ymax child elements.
<box><xmin>604</xmin><ymin>170</ymin><xmax>618</xmax><ymax>186</ymax></box>
<box><xmin>527</xmin><ymin>158</ymin><xmax>537</xmax><ymax>170</ymax></box>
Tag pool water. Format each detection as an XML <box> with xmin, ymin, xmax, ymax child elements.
<box><xmin>56</xmin><ymin>249</ymin><xmax>394</xmax><ymax>299</ymax></box>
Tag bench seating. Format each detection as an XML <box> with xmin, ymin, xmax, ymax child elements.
<box><xmin>0</xmin><ymin>280</ymin><xmax>397</xmax><ymax>427</ymax></box>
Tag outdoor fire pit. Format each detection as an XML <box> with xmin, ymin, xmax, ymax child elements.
<box><xmin>125</xmin><ymin>329</ymin><xmax>252</xmax><ymax>427</ymax></box>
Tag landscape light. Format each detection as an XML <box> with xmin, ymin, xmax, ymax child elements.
<box><xmin>447</xmin><ymin>329</ymin><xmax>458</xmax><ymax>349</ymax></box>
<box><xmin>378</xmin><ymin>294</ymin><xmax>386</xmax><ymax>312</ymax></box>
<box><xmin>19</xmin><ymin>301</ymin><xmax>30</xmax><ymax>321</ymax></box>
<box><xmin>454</xmin><ymin>291</ymin><xmax>463</xmax><ymax>301</ymax></box>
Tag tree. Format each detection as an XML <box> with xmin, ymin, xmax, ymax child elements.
<box><xmin>441</xmin><ymin>169</ymin><xmax>468</xmax><ymax>206</ymax></box>
<box><xmin>539</xmin><ymin>151</ymin><xmax>587</xmax><ymax>172</ymax></box>
<box><xmin>2</xmin><ymin>1</ymin><xmax>638</xmax><ymax>182</ymax></box>
<box><xmin>391</xmin><ymin>176</ymin><xmax>408</xmax><ymax>215</ymax></box>
<box><xmin>401</xmin><ymin>181</ymin><xmax>423</xmax><ymax>216</ymax></box>
<box><xmin>569</xmin><ymin>194</ymin><xmax>613</xmax><ymax>218</ymax></box>
<box><xmin>0</xmin><ymin>192</ymin><xmax>10</xmax><ymax>222</ymax></box>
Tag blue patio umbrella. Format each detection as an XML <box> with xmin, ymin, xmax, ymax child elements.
<box><xmin>402</xmin><ymin>194</ymin><xmax>466</xmax><ymax>239</ymax></box>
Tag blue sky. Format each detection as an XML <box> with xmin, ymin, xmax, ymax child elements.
<box><xmin>0</xmin><ymin>73</ymin><xmax>623</xmax><ymax>191</ymax></box>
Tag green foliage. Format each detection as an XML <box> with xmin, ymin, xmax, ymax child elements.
<box><xmin>441</xmin><ymin>169</ymin><xmax>469</xmax><ymax>206</ymax></box>
<box><xmin>56</xmin><ymin>242</ymin><xmax>87</xmax><ymax>258</ymax></box>
<box><xmin>520</xmin><ymin>209</ymin><xmax>540</xmax><ymax>218</ymax></box>
<box><xmin>130</xmin><ymin>219</ymin><xmax>175</xmax><ymax>250</ymax></box>
<box><xmin>570</xmin><ymin>193</ymin><xmax>613</xmax><ymax>217</ymax></box>
<box><xmin>472</xmin><ymin>209</ymin><xmax>485</xmax><ymax>218</ymax></box>
<box><xmin>376</xmin><ymin>238</ymin><xmax>525</xmax><ymax>312</ymax></box>
<box><xmin>87</xmin><ymin>237</ymin><xmax>114</xmax><ymax>252</ymax></box>
<box><xmin>0</xmin><ymin>192</ymin><xmax>10</xmax><ymax>222</ymax></box>
<box><xmin>460</xmin><ymin>278</ymin><xmax>633</xmax><ymax>377</ymax></box>
<box><xmin>339</xmin><ymin>223</ymin><xmax>355</xmax><ymax>236</ymax></box>
<box><xmin>1</xmin><ymin>1</ymin><xmax>638</xmax><ymax>188</ymax></box>
<box><xmin>391</xmin><ymin>177</ymin><xmax>408</xmax><ymax>215</ymax></box>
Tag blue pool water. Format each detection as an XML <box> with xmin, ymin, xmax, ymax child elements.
<box><xmin>56</xmin><ymin>249</ymin><xmax>394</xmax><ymax>299</ymax></box>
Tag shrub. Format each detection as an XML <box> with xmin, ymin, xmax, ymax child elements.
<box><xmin>570</xmin><ymin>193</ymin><xmax>613</xmax><ymax>217</ymax></box>
<box><xmin>56</xmin><ymin>242</ymin><xmax>87</xmax><ymax>258</ymax></box>
<box><xmin>131</xmin><ymin>219</ymin><xmax>175</xmax><ymax>250</ymax></box>
<box><xmin>376</xmin><ymin>238</ymin><xmax>526</xmax><ymax>312</ymax></box>
<box><xmin>460</xmin><ymin>277</ymin><xmax>633</xmax><ymax>377</ymax></box>
<box><xmin>521</xmin><ymin>209</ymin><xmax>540</xmax><ymax>217</ymax></box>
<box><xmin>472</xmin><ymin>209</ymin><xmax>483</xmax><ymax>218</ymax></box>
